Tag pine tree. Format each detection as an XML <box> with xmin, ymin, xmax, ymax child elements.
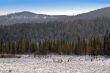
<box><xmin>103</xmin><ymin>30</ymin><xmax>110</xmax><ymax>55</ymax></box>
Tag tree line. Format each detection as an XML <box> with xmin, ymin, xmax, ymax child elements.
<box><xmin>0</xmin><ymin>30</ymin><xmax>110</xmax><ymax>56</ymax></box>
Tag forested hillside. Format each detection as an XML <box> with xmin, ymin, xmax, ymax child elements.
<box><xmin>0</xmin><ymin>7</ymin><xmax>110</xmax><ymax>56</ymax></box>
<box><xmin>0</xmin><ymin>17</ymin><xmax>110</xmax><ymax>41</ymax></box>
<box><xmin>0</xmin><ymin>18</ymin><xmax>110</xmax><ymax>55</ymax></box>
<box><xmin>0</xmin><ymin>30</ymin><xmax>110</xmax><ymax>55</ymax></box>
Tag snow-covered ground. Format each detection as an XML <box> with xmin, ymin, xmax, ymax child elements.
<box><xmin>0</xmin><ymin>55</ymin><xmax>110</xmax><ymax>73</ymax></box>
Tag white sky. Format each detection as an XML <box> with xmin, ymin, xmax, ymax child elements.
<box><xmin>0</xmin><ymin>5</ymin><xmax>110</xmax><ymax>16</ymax></box>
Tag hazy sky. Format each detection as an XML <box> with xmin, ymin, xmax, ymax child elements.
<box><xmin>0</xmin><ymin>0</ymin><xmax>110</xmax><ymax>15</ymax></box>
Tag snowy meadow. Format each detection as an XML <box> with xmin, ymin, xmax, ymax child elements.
<box><xmin>0</xmin><ymin>55</ymin><xmax>110</xmax><ymax>73</ymax></box>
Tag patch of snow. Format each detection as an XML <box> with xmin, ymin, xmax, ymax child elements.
<box><xmin>0</xmin><ymin>55</ymin><xmax>110</xmax><ymax>73</ymax></box>
<box><xmin>43</xmin><ymin>16</ymin><xmax>47</xmax><ymax>19</ymax></box>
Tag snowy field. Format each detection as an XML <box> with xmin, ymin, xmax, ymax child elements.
<box><xmin>0</xmin><ymin>55</ymin><xmax>110</xmax><ymax>73</ymax></box>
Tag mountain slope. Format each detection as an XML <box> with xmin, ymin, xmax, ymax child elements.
<box><xmin>0</xmin><ymin>7</ymin><xmax>110</xmax><ymax>41</ymax></box>
<box><xmin>75</xmin><ymin>7</ymin><xmax>110</xmax><ymax>19</ymax></box>
<box><xmin>0</xmin><ymin>7</ymin><xmax>110</xmax><ymax>25</ymax></box>
<box><xmin>0</xmin><ymin>11</ymin><xmax>71</xmax><ymax>25</ymax></box>
<box><xmin>0</xmin><ymin>17</ymin><xmax>110</xmax><ymax>41</ymax></box>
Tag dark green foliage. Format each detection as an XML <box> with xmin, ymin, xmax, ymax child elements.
<box><xmin>0</xmin><ymin>18</ymin><xmax>110</xmax><ymax>55</ymax></box>
<box><xmin>39</xmin><ymin>40</ymin><xmax>49</xmax><ymax>55</ymax></box>
<box><xmin>0</xmin><ymin>30</ymin><xmax>109</xmax><ymax>56</ymax></box>
<box><xmin>103</xmin><ymin>30</ymin><xmax>110</xmax><ymax>55</ymax></box>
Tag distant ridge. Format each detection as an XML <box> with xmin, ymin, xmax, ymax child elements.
<box><xmin>0</xmin><ymin>7</ymin><xmax>110</xmax><ymax>25</ymax></box>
